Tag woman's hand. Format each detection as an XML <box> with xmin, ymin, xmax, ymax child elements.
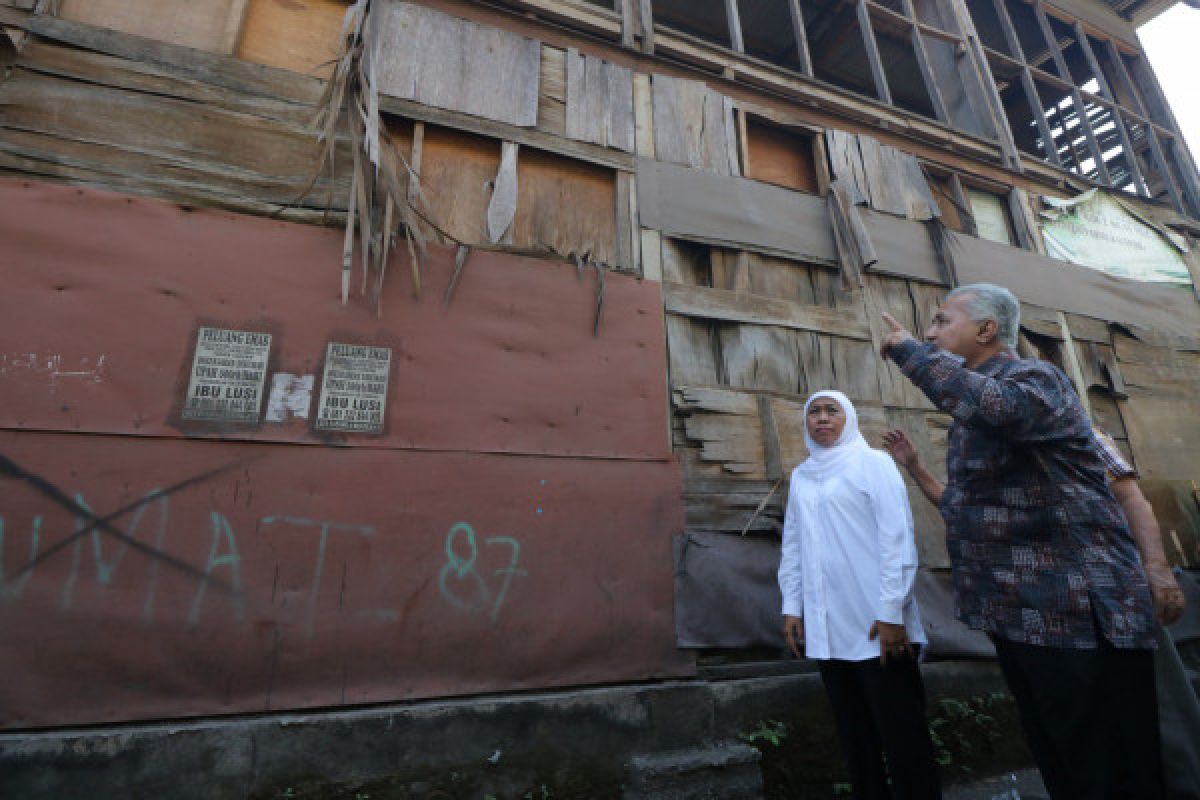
<box><xmin>783</xmin><ymin>615</ymin><xmax>805</xmax><ymax>659</ymax></box>
<box><xmin>868</xmin><ymin>620</ymin><xmax>910</xmax><ymax>665</ymax></box>
<box><xmin>882</xmin><ymin>429</ymin><xmax>919</xmax><ymax>470</ymax></box>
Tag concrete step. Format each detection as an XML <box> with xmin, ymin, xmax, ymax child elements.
<box><xmin>623</xmin><ymin>741</ymin><xmax>764</xmax><ymax>800</ymax></box>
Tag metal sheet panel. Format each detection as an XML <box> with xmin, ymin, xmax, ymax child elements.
<box><xmin>0</xmin><ymin>432</ymin><xmax>692</xmax><ymax>729</ymax></box>
<box><xmin>0</xmin><ymin>178</ymin><xmax>669</xmax><ymax>460</ymax></box>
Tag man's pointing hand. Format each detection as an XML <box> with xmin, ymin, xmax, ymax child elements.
<box><xmin>880</xmin><ymin>312</ymin><xmax>915</xmax><ymax>359</ymax></box>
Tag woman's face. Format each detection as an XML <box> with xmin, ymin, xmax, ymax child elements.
<box><xmin>806</xmin><ymin>397</ymin><xmax>846</xmax><ymax>448</ymax></box>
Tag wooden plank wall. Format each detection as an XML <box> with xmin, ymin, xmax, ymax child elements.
<box><xmin>0</xmin><ymin>21</ymin><xmax>348</xmax><ymax>223</ymax></box>
<box><xmin>4</xmin><ymin>0</ymin><xmax>1197</xmax><ymax>574</ymax></box>
<box><xmin>661</xmin><ymin>236</ymin><xmax>955</xmax><ymax>568</ymax></box>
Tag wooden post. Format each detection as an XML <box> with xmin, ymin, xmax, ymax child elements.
<box><xmin>637</xmin><ymin>0</ymin><xmax>654</xmax><ymax>54</ymax></box>
<box><xmin>902</xmin><ymin>4</ymin><xmax>949</xmax><ymax>124</ymax></box>
<box><xmin>1031</xmin><ymin>2</ymin><xmax>1110</xmax><ymax>185</ymax></box>
<box><xmin>1123</xmin><ymin>52</ymin><xmax>1200</xmax><ymax>213</ymax></box>
<box><xmin>219</xmin><ymin>0</ymin><xmax>251</xmax><ymax>56</ymax></box>
<box><xmin>632</xmin><ymin>73</ymin><xmax>655</xmax><ymax>158</ymax></box>
<box><xmin>620</xmin><ymin>0</ymin><xmax>635</xmax><ymax>48</ymax></box>
<box><xmin>1007</xmin><ymin>187</ymin><xmax>1041</xmax><ymax>253</ymax></box>
<box><xmin>786</xmin><ymin>0</ymin><xmax>813</xmax><ymax>77</ymax></box>
<box><xmin>1057</xmin><ymin>311</ymin><xmax>1092</xmax><ymax>421</ymax></box>
<box><xmin>855</xmin><ymin>0</ymin><xmax>892</xmax><ymax>105</ymax></box>
<box><xmin>947</xmin><ymin>0</ymin><xmax>1023</xmax><ymax>171</ymax></box>
<box><xmin>1107</xmin><ymin>40</ymin><xmax>1185</xmax><ymax>212</ymax></box>
<box><xmin>735</xmin><ymin>107</ymin><xmax>750</xmax><ymax>178</ymax></box>
<box><xmin>725</xmin><ymin>0</ymin><xmax>744</xmax><ymax>53</ymax></box>
<box><xmin>988</xmin><ymin>0</ymin><xmax>1061</xmax><ymax>169</ymax></box>
<box><xmin>949</xmin><ymin>174</ymin><xmax>978</xmax><ymax>236</ymax></box>
<box><xmin>1073</xmin><ymin>23</ymin><xmax>1147</xmax><ymax>196</ymax></box>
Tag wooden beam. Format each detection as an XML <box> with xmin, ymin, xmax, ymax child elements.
<box><xmin>1019</xmin><ymin>69</ymin><xmax>1064</xmax><ymax>169</ymax></box>
<box><xmin>948</xmin><ymin>173</ymin><xmax>978</xmax><ymax>236</ymax></box>
<box><xmin>1031</xmin><ymin>1</ymin><xmax>1110</xmax><ymax>185</ymax></box>
<box><xmin>378</xmin><ymin>95</ymin><xmax>635</xmax><ymax>172</ymax></box>
<box><xmin>620</xmin><ymin>0</ymin><xmax>635</xmax><ymax>48</ymax></box>
<box><xmin>907</xmin><ymin>22</ymin><xmax>949</xmax><ymax>124</ymax></box>
<box><xmin>637</xmin><ymin>0</ymin><xmax>654</xmax><ymax>54</ymax></box>
<box><xmin>1106</xmin><ymin>39</ymin><xmax>1185</xmax><ymax>212</ymax></box>
<box><xmin>219</xmin><ymin>0</ymin><xmax>251</xmax><ymax>56</ymax></box>
<box><xmin>735</xmin><ymin>107</ymin><xmax>750</xmax><ymax>176</ymax></box>
<box><xmin>663</xmin><ymin>281</ymin><xmax>873</xmax><ymax>341</ymax></box>
<box><xmin>945</xmin><ymin>0</ymin><xmax>1023</xmax><ymax>172</ymax></box>
<box><xmin>855</xmin><ymin>0</ymin><xmax>891</xmax><ymax>106</ymax></box>
<box><xmin>990</xmin><ymin>0</ymin><xmax>1026</xmax><ymax>61</ymax></box>
<box><xmin>408</xmin><ymin>121</ymin><xmax>425</xmax><ymax>206</ymax></box>
<box><xmin>786</xmin><ymin>0</ymin><xmax>813</xmax><ymax>77</ymax></box>
<box><xmin>1073</xmin><ymin>21</ymin><xmax>1147</xmax><ymax>197</ymax></box>
<box><xmin>724</xmin><ymin>0</ymin><xmax>743</xmax><ymax>53</ymax></box>
<box><xmin>989</xmin><ymin>0</ymin><xmax>1066</xmax><ymax>171</ymax></box>
<box><xmin>632</xmin><ymin>72</ymin><xmax>655</xmax><ymax>158</ymax></box>
<box><xmin>1007</xmin><ymin>187</ymin><xmax>1040</xmax><ymax>252</ymax></box>
<box><xmin>1057</xmin><ymin>310</ymin><xmax>1092</xmax><ymax>420</ymax></box>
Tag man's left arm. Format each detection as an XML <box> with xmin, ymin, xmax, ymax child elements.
<box><xmin>1110</xmin><ymin>476</ymin><xmax>1186</xmax><ymax>625</ymax></box>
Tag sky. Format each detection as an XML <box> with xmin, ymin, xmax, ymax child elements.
<box><xmin>1138</xmin><ymin>5</ymin><xmax>1200</xmax><ymax>157</ymax></box>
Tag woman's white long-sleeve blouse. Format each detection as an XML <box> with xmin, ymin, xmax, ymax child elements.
<box><xmin>778</xmin><ymin>448</ymin><xmax>925</xmax><ymax>662</ymax></box>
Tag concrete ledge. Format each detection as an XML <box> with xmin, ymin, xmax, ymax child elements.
<box><xmin>0</xmin><ymin>661</ymin><xmax>1011</xmax><ymax>799</ymax></box>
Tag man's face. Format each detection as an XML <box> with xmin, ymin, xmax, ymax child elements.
<box><xmin>924</xmin><ymin>293</ymin><xmax>990</xmax><ymax>361</ymax></box>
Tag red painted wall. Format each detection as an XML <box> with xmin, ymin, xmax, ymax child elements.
<box><xmin>0</xmin><ymin>179</ymin><xmax>691</xmax><ymax>729</ymax></box>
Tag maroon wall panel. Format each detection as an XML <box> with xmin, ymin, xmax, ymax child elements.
<box><xmin>0</xmin><ymin>178</ymin><xmax>669</xmax><ymax>460</ymax></box>
<box><xmin>0</xmin><ymin>179</ymin><xmax>690</xmax><ymax>730</ymax></box>
<box><xmin>0</xmin><ymin>431</ymin><xmax>690</xmax><ymax>729</ymax></box>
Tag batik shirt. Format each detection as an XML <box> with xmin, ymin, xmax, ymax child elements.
<box><xmin>888</xmin><ymin>339</ymin><xmax>1156</xmax><ymax>650</ymax></box>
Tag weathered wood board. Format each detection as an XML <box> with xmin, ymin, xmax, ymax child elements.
<box><xmin>373</xmin><ymin>1</ymin><xmax>541</xmax><ymax>128</ymax></box>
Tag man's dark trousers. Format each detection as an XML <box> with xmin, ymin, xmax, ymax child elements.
<box><xmin>992</xmin><ymin>632</ymin><xmax>1163</xmax><ymax>800</ymax></box>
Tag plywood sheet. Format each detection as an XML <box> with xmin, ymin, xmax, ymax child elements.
<box><xmin>0</xmin><ymin>432</ymin><xmax>691</xmax><ymax>729</ymax></box>
<box><xmin>373</xmin><ymin>1</ymin><xmax>540</xmax><ymax>128</ymax></box>
<box><xmin>237</xmin><ymin>0</ymin><xmax>346</xmax><ymax>79</ymax></box>
<box><xmin>512</xmin><ymin>146</ymin><xmax>617</xmax><ymax>264</ymax></box>
<box><xmin>861</xmin><ymin>210</ymin><xmax>944</xmax><ymax>285</ymax></box>
<box><xmin>744</xmin><ymin>119</ymin><xmax>818</xmax><ymax>193</ymax></box>
<box><xmin>0</xmin><ymin>177</ymin><xmax>670</xmax><ymax>461</ymax></box>
<box><xmin>637</xmin><ymin>157</ymin><xmax>836</xmax><ymax>264</ymax></box>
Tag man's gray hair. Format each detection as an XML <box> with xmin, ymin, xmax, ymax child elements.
<box><xmin>946</xmin><ymin>283</ymin><xmax>1020</xmax><ymax>348</ymax></box>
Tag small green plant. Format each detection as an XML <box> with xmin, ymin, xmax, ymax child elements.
<box><xmin>740</xmin><ymin>719</ymin><xmax>789</xmax><ymax>748</ymax></box>
<box><xmin>927</xmin><ymin>693</ymin><xmax>1008</xmax><ymax>773</ymax></box>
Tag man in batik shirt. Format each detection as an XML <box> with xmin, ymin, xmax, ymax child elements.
<box><xmin>879</xmin><ymin>283</ymin><xmax>1161</xmax><ymax>800</ymax></box>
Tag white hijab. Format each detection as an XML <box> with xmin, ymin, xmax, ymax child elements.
<box><xmin>793</xmin><ymin>389</ymin><xmax>871</xmax><ymax>478</ymax></box>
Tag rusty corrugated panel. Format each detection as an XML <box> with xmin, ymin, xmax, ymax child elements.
<box><xmin>0</xmin><ymin>178</ymin><xmax>692</xmax><ymax>729</ymax></box>
<box><xmin>0</xmin><ymin>433</ymin><xmax>691</xmax><ymax>729</ymax></box>
<box><xmin>0</xmin><ymin>178</ymin><xmax>670</xmax><ymax>460</ymax></box>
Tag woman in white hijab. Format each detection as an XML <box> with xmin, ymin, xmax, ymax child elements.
<box><xmin>778</xmin><ymin>389</ymin><xmax>939</xmax><ymax>800</ymax></box>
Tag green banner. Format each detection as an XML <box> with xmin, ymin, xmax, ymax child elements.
<box><xmin>1040</xmin><ymin>190</ymin><xmax>1192</xmax><ymax>286</ymax></box>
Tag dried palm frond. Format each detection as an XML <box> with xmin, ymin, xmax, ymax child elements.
<box><xmin>294</xmin><ymin>0</ymin><xmax>429</xmax><ymax>311</ymax></box>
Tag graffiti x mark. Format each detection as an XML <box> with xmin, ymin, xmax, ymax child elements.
<box><xmin>0</xmin><ymin>453</ymin><xmax>248</xmax><ymax>594</ymax></box>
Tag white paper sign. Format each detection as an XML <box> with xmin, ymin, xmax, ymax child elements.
<box><xmin>314</xmin><ymin>343</ymin><xmax>392</xmax><ymax>433</ymax></box>
<box><xmin>182</xmin><ymin>327</ymin><xmax>271</xmax><ymax>422</ymax></box>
